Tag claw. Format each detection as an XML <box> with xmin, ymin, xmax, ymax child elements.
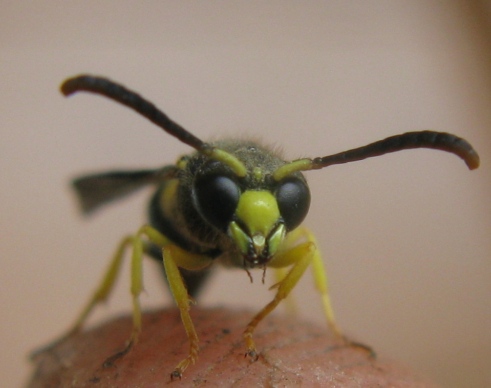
<box><xmin>342</xmin><ymin>336</ymin><xmax>376</xmax><ymax>358</ymax></box>
<box><xmin>245</xmin><ymin>348</ymin><xmax>259</xmax><ymax>362</ymax></box>
<box><xmin>102</xmin><ymin>340</ymin><xmax>134</xmax><ymax>368</ymax></box>
<box><xmin>170</xmin><ymin>369</ymin><xmax>182</xmax><ymax>380</ymax></box>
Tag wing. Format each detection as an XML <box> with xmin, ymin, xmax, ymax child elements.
<box><xmin>72</xmin><ymin>165</ymin><xmax>178</xmax><ymax>214</ymax></box>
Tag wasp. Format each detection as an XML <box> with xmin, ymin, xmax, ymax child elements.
<box><xmin>48</xmin><ymin>75</ymin><xmax>479</xmax><ymax>379</ymax></box>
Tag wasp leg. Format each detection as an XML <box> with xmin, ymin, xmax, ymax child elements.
<box><xmin>244</xmin><ymin>240</ymin><xmax>315</xmax><ymax>360</ymax></box>
<box><xmin>103</xmin><ymin>229</ymin><xmax>149</xmax><ymax>366</ymax></box>
<box><xmin>291</xmin><ymin>227</ymin><xmax>375</xmax><ymax>356</ymax></box>
<box><xmin>300</xmin><ymin>228</ymin><xmax>343</xmax><ymax>337</ymax></box>
<box><xmin>33</xmin><ymin>225</ymin><xmax>175</xmax><ymax>365</ymax></box>
<box><xmin>98</xmin><ymin>225</ymin><xmax>179</xmax><ymax>367</ymax></box>
<box><xmin>269</xmin><ymin>226</ymin><xmax>321</xmax><ymax>318</ymax></box>
<box><xmin>60</xmin><ymin>226</ymin><xmax>168</xmax><ymax>367</ymax></box>
<box><xmin>273</xmin><ymin>267</ymin><xmax>297</xmax><ymax>316</ymax></box>
<box><xmin>30</xmin><ymin>235</ymin><xmax>132</xmax><ymax>360</ymax></box>
<box><xmin>161</xmin><ymin>244</ymin><xmax>213</xmax><ymax>379</ymax></box>
<box><xmin>147</xmin><ymin>244</ymin><xmax>213</xmax><ymax>299</ymax></box>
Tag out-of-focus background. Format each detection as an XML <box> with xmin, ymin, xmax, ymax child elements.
<box><xmin>2</xmin><ymin>2</ymin><xmax>490</xmax><ymax>387</ymax></box>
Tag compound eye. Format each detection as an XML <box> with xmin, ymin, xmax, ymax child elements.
<box><xmin>275</xmin><ymin>178</ymin><xmax>311</xmax><ymax>231</ymax></box>
<box><xmin>193</xmin><ymin>174</ymin><xmax>240</xmax><ymax>231</ymax></box>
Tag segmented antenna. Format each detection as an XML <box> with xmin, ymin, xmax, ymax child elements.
<box><xmin>61</xmin><ymin>75</ymin><xmax>207</xmax><ymax>151</ymax></box>
<box><xmin>311</xmin><ymin>131</ymin><xmax>479</xmax><ymax>170</ymax></box>
<box><xmin>61</xmin><ymin>75</ymin><xmax>248</xmax><ymax>177</ymax></box>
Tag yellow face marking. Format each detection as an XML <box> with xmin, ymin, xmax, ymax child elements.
<box><xmin>235</xmin><ymin>191</ymin><xmax>280</xmax><ymax>236</ymax></box>
<box><xmin>228</xmin><ymin>190</ymin><xmax>285</xmax><ymax>260</ymax></box>
<box><xmin>266</xmin><ymin>223</ymin><xmax>286</xmax><ymax>257</ymax></box>
<box><xmin>228</xmin><ymin>221</ymin><xmax>251</xmax><ymax>255</ymax></box>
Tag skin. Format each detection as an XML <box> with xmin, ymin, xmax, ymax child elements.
<box><xmin>28</xmin><ymin>308</ymin><xmax>437</xmax><ymax>387</ymax></box>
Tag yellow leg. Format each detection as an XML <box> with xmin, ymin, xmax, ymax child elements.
<box><xmin>280</xmin><ymin>227</ymin><xmax>342</xmax><ymax>337</ymax></box>
<box><xmin>244</xmin><ymin>241</ymin><xmax>315</xmax><ymax>359</ymax></box>
<box><xmin>269</xmin><ymin>227</ymin><xmax>311</xmax><ymax>317</ymax></box>
<box><xmin>75</xmin><ymin>225</ymin><xmax>172</xmax><ymax>338</ymax></box>
<box><xmin>33</xmin><ymin>223</ymin><xmax>219</xmax><ymax>373</ymax></box>
<box><xmin>303</xmin><ymin>229</ymin><xmax>343</xmax><ymax>337</ymax></box>
<box><xmin>294</xmin><ymin>228</ymin><xmax>375</xmax><ymax>356</ymax></box>
<box><xmin>34</xmin><ymin>225</ymin><xmax>175</xmax><ymax>362</ymax></box>
<box><xmin>161</xmin><ymin>244</ymin><xmax>213</xmax><ymax>379</ymax></box>
<box><xmin>99</xmin><ymin>225</ymin><xmax>214</xmax><ymax>374</ymax></box>
<box><xmin>90</xmin><ymin>225</ymin><xmax>174</xmax><ymax>366</ymax></box>
<box><xmin>273</xmin><ymin>267</ymin><xmax>297</xmax><ymax>316</ymax></box>
<box><xmin>102</xmin><ymin>225</ymin><xmax>174</xmax><ymax>366</ymax></box>
<box><xmin>72</xmin><ymin>236</ymin><xmax>131</xmax><ymax>333</ymax></box>
<box><xmin>30</xmin><ymin>235</ymin><xmax>132</xmax><ymax>360</ymax></box>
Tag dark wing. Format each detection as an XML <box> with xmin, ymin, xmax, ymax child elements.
<box><xmin>72</xmin><ymin>165</ymin><xmax>178</xmax><ymax>214</ymax></box>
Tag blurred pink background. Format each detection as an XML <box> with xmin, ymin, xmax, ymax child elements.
<box><xmin>2</xmin><ymin>2</ymin><xmax>490</xmax><ymax>387</ymax></box>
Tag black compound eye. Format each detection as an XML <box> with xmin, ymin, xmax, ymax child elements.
<box><xmin>276</xmin><ymin>178</ymin><xmax>311</xmax><ymax>231</ymax></box>
<box><xmin>193</xmin><ymin>174</ymin><xmax>240</xmax><ymax>231</ymax></box>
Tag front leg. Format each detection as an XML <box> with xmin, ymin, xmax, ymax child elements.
<box><xmin>297</xmin><ymin>228</ymin><xmax>373</xmax><ymax>355</ymax></box>
<box><xmin>275</xmin><ymin>226</ymin><xmax>343</xmax><ymax>336</ymax></box>
<box><xmin>267</xmin><ymin>227</ymin><xmax>373</xmax><ymax>357</ymax></box>
<box><xmin>243</xmin><ymin>241</ymin><xmax>315</xmax><ymax>359</ymax></box>
<box><xmin>32</xmin><ymin>225</ymin><xmax>171</xmax><ymax>363</ymax></box>
<box><xmin>162</xmin><ymin>244</ymin><xmax>213</xmax><ymax>379</ymax></box>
